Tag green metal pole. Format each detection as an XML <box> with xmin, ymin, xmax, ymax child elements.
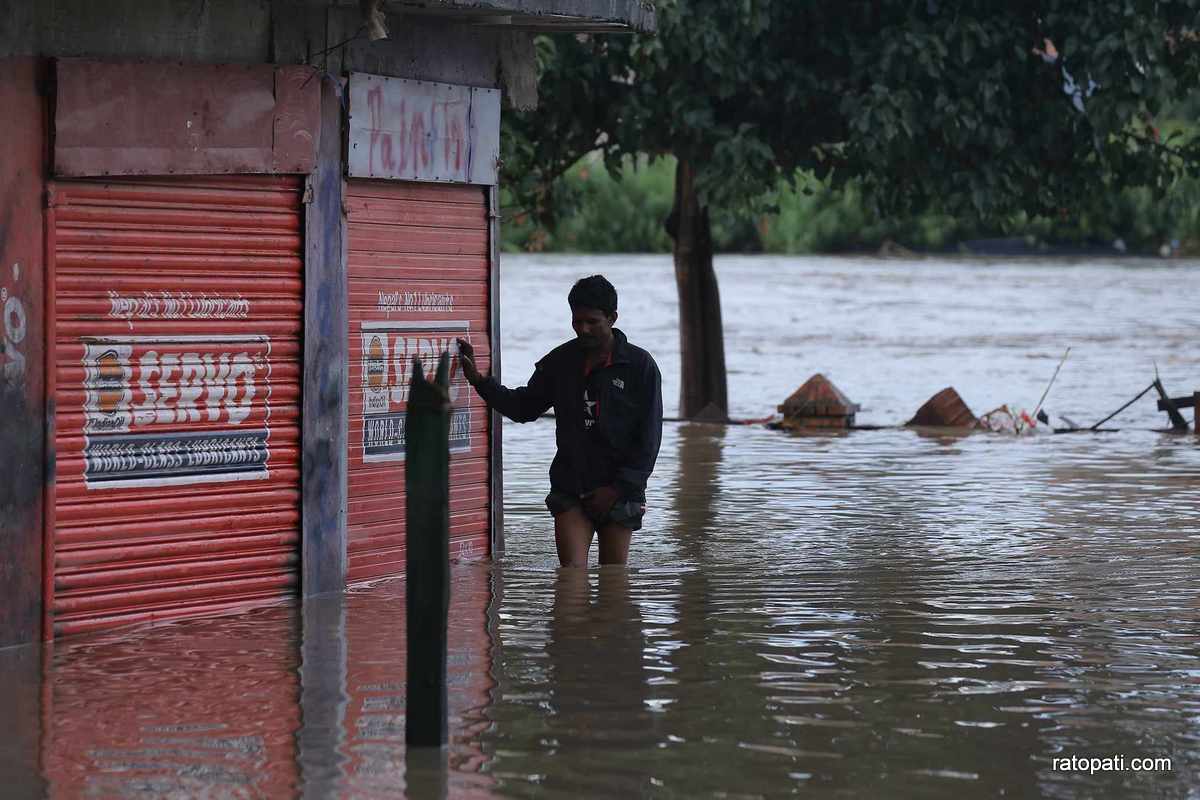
<box><xmin>405</xmin><ymin>352</ymin><xmax>451</xmax><ymax>749</ymax></box>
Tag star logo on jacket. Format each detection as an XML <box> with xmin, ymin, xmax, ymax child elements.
<box><xmin>612</xmin><ymin>377</ymin><xmax>624</xmax><ymax>390</ymax></box>
<box><xmin>583</xmin><ymin>390</ymin><xmax>596</xmax><ymax>428</ymax></box>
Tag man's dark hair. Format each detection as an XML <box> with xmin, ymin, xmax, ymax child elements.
<box><xmin>568</xmin><ymin>275</ymin><xmax>617</xmax><ymax>315</ymax></box>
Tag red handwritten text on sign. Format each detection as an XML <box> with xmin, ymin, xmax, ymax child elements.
<box><xmin>348</xmin><ymin>75</ymin><xmax>501</xmax><ymax>185</ymax></box>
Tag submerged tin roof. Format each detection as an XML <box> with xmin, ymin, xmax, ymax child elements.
<box><xmin>779</xmin><ymin>374</ymin><xmax>861</xmax><ymax>418</ymax></box>
<box><xmin>390</xmin><ymin>0</ymin><xmax>656</xmax><ymax>33</ymax></box>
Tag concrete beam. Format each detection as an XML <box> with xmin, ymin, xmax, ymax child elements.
<box><xmin>33</xmin><ymin>0</ymin><xmax>272</xmax><ymax>63</ymax></box>
<box><xmin>328</xmin><ymin>9</ymin><xmax>504</xmax><ymax>87</ymax></box>
<box><xmin>390</xmin><ymin>0</ymin><xmax>656</xmax><ymax>33</ymax></box>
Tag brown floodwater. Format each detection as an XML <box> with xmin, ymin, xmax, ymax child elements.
<box><xmin>3</xmin><ymin>255</ymin><xmax>1198</xmax><ymax>798</ymax></box>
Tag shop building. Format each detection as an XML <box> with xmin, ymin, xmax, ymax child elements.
<box><xmin>0</xmin><ymin>0</ymin><xmax>655</xmax><ymax>646</ymax></box>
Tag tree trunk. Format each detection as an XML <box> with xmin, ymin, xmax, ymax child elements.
<box><xmin>665</xmin><ymin>159</ymin><xmax>728</xmax><ymax>420</ymax></box>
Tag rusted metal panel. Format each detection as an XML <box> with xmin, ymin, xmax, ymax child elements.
<box><xmin>347</xmin><ymin>74</ymin><xmax>501</xmax><ymax>186</ymax></box>
<box><xmin>50</xmin><ymin>175</ymin><xmax>303</xmax><ymax>637</ymax></box>
<box><xmin>346</xmin><ymin>180</ymin><xmax>491</xmax><ymax>584</ymax></box>
<box><xmin>0</xmin><ymin>57</ymin><xmax>47</xmax><ymax>649</ymax></box>
<box><xmin>54</xmin><ymin>60</ymin><xmax>319</xmax><ymax>178</ymax></box>
<box><xmin>273</xmin><ymin>66</ymin><xmax>322</xmax><ymax>174</ymax></box>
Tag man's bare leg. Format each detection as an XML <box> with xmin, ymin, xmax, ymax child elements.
<box><xmin>554</xmin><ymin>506</ymin><xmax>595</xmax><ymax>567</ymax></box>
<box><xmin>597</xmin><ymin>523</ymin><xmax>632</xmax><ymax>566</ymax></box>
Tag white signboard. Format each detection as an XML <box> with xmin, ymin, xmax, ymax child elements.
<box><xmin>348</xmin><ymin>74</ymin><xmax>501</xmax><ymax>185</ymax></box>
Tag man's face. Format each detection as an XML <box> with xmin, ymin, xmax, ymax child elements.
<box><xmin>571</xmin><ymin>306</ymin><xmax>616</xmax><ymax>351</ymax></box>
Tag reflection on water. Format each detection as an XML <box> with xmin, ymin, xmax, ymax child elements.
<box><xmin>0</xmin><ymin>646</ymin><xmax>43</xmax><ymax>796</ymax></box>
<box><xmin>541</xmin><ymin>568</ymin><xmax>647</xmax><ymax>794</ymax></box>
<box><xmin>4</xmin><ymin>255</ymin><xmax>1199</xmax><ymax>798</ymax></box>
<box><xmin>40</xmin><ymin>603</ymin><xmax>303</xmax><ymax>798</ymax></box>
<box><xmin>9</xmin><ymin>566</ymin><xmax>497</xmax><ymax>799</ymax></box>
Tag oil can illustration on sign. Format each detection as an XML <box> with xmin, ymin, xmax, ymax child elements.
<box><xmin>360</xmin><ymin>320</ymin><xmax>471</xmax><ymax>462</ymax></box>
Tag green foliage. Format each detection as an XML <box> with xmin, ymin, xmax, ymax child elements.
<box><xmin>501</xmin><ymin>156</ymin><xmax>674</xmax><ymax>253</ymax></box>
<box><xmin>502</xmin><ymin>1</ymin><xmax>1200</xmax><ymax>236</ymax></box>
<box><xmin>503</xmin><ymin>148</ymin><xmax>1200</xmax><ymax>255</ymax></box>
<box><xmin>501</xmin><ymin>155</ymin><xmax>761</xmax><ymax>253</ymax></box>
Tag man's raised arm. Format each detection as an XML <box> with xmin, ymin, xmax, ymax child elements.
<box><xmin>457</xmin><ymin>338</ymin><xmax>551</xmax><ymax>423</ymax></box>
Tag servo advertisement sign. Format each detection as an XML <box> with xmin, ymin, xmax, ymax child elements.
<box><xmin>81</xmin><ymin>334</ymin><xmax>273</xmax><ymax>488</ymax></box>
<box><xmin>359</xmin><ymin>320</ymin><xmax>471</xmax><ymax>462</ymax></box>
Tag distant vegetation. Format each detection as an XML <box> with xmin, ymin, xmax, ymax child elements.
<box><xmin>502</xmin><ymin>148</ymin><xmax>1200</xmax><ymax>256</ymax></box>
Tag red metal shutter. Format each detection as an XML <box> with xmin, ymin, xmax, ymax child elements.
<box><xmin>50</xmin><ymin>176</ymin><xmax>303</xmax><ymax>637</ymax></box>
<box><xmin>346</xmin><ymin>181</ymin><xmax>491</xmax><ymax>584</ymax></box>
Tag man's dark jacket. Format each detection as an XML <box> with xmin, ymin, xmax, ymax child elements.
<box><xmin>474</xmin><ymin>328</ymin><xmax>663</xmax><ymax>501</ymax></box>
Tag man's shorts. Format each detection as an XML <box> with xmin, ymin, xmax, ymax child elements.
<box><xmin>545</xmin><ymin>489</ymin><xmax>645</xmax><ymax>531</ymax></box>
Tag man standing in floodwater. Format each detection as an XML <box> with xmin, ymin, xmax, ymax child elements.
<box><xmin>457</xmin><ymin>275</ymin><xmax>663</xmax><ymax>567</ymax></box>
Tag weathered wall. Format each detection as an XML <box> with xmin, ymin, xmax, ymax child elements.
<box><xmin>0</xmin><ymin>0</ymin><xmax>36</xmax><ymax>57</ymax></box>
<box><xmin>25</xmin><ymin>0</ymin><xmax>271</xmax><ymax>62</ymax></box>
<box><xmin>411</xmin><ymin>0</ymin><xmax>656</xmax><ymax>32</ymax></box>
<box><xmin>0</xmin><ymin>58</ymin><xmax>46</xmax><ymax>649</ymax></box>
<box><xmin>0</xmin><ymin>1</ymin><xmax>516</xmax><ymax>90</ymax></box>
<box><xmin>328</xmin><ymin>9</ymin><xmax>503</xmax><ymax>88</ymax></box>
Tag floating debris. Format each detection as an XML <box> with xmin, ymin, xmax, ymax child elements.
<box><xmin>755</xmin><ymin>363</ymin><xmax>1192</xmax><ymax>436</ymax></box>
<box><xmin>777</xmin><ymin>374</ymin><xmax>859</xmax><ymax>430</ymax></box>
<box><xmin>975</xmin><ymin>405</ymin><xmax>1031</xmax><ymax>435</ymax></box>
<box><xmin>1152</xmin><ymin>374</ymin><xmax>1192</xmax><ymax>432</ymax></box>
<box><xmin>1156</xmin><ymin>391</ymin><xmax>1198</xmax><ymax>431</ymax></box>
<box><xmin>906</xmin><ymin>387</ymin><xmax>977</xmax><ymax>428</ymax></box>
